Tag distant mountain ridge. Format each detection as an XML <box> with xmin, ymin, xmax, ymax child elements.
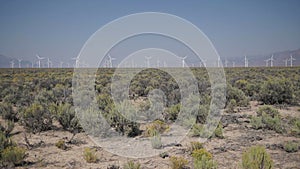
<box><xmin>228</xmin><ymin>48</ymin><xmax>300</xmax><ymax>67</ymax></box>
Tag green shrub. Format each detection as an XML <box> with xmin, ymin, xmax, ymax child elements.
<box><xmin>251</xmin><ymin>116</ymin><xmax>263</xmax><ymax>130</ymax></box>
<box><xmin>169</xmin><ymin>156</ymin><xmax>188</xmax><ymax>169</ymax></box>
<box><xmin>189</xmin><ymin>141</ymin><xmax>204</xmax><ymax>152</ymax></box>
<box><xmin>123</xmin><ymin>160</ymin><xmax>141</xmax><ymax>169</ymax></box>
<box><xmin>283</xmin><ymin>141</ymin><xmax>299</xmax><ymax>153</ymax></box>
<box><xmin>252</xmin><ymin>106</ymin><xmax>283</xmax><ymax>133</ymax></box>
<box><xmin>55</xmin><ymin>139</ymin><xmax>67</xmax><ymax>150</ymax></box>
<box><xmin>192</xmin><ymin>149</ymin><xmax>217</xmax><ymax>169</ymax></box>
<box><xmin>0</xmin><ymin>120</ymin><xmax>15</xmax><ymax>137</ymax></box>
<box><xmin>290</xmin><ymin>118</ymin><xmax>300</xmax><ymax>137</ymax></box>
<box><xmin>257</xmin><ymin>106</ymin><xmax>279</xmax><ymax>118</ymax></box>
<box><xmin>213</xmin><ymin>123</ymin><xmax>224</xmax><ymax>139</ymax></box>
<box><xmin>1</xmin><ymin>146</ymin><xmax>26</xmax><ymax>166</ymax></box>
<box><xmin>242</xmin><ymin>146</ymin><xmax>273</xmax><ymax>169</ymax></box>
<box><xmin>262</xmin><ymin>113</ymin><xmax>283</xmax><ymax>133</ymax></box>
<box><xmin>56</xmin><ymin>103</ymin><xmax>81</xmax><ymax>132</ymax></box>
<box><xmin>226</xmin><ymin>85</ymin><xmax>249</xmax><ymax>107</ymax></box>
<box><xmin>226</xmin><ymin>99</ymin><xmax>236</xmax><ymax>113</ymax></box>
<box><xmin>144</xmin><ymin>120</ymin><xmax>169</xmax><ymax>137</ymax></box>
<box><xmin>0</xmin><ymin>103</ymin><xmax>17</xmax><ymax>121</ymax></box>
<box><xmin>259</xmin><ymin>79</ymin><xmax>294</xmax><ymax>105</ymax></box>
<box><xmin>83</xmin><ymin>147</ymin><xmax>97</xmax><ymax>163</ymax></box>
<box><xmin>164</xmin><ymin>104</ymin><xmax>181</xmax><ymax>122</ymax></box>
<box><xmin>20</xmin><ymin>103</ymin><xmax>52</xmax><ymax>133</ymax></box>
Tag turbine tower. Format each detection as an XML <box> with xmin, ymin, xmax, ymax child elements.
<box><xmin>244</xmin><ymin>55</ymin><xmax>248</xmax><ymax>67</ymax></box>
<box><xmin>36</xmin><ymin>54</ymin><xmax>45</xmax><ymax>68</ymax></box>
<box><xmin>217</xmin><ymin>56</ymin><xmax>221</xmax><ymax>67</ymax></box>
<box><xmin>18</xmin><ymin>59</ymin><xmax>22</xmax><ymax>68</ymax></box>
<box><xmin>269</xmin><ymin>55</ymin><xmax>274</xmax><ymax>67</ymax></box>
<box><xmin>283</xmin><ymin>58</ymin><xmax>288</xmax><ymax>67</ymax></box>
<box><xmin>145</xmin><ymin>56</ymin><xmax>152</xmax><ymax>68</ymax></box>
<box><xmin>232</xmin><ymin>61</ymin><xmax>235</xmax><ymax>67</ymax></box>
<box><xmin>108</xmin><ymin>54</ymin><xmax>116</xmax><ymax>68</ymax></box>
<box><xmin>72</xmin><ymin>57</ymin><xmax>80</xmax><ymax>68</ymax></box>
<box><xmin>289</xmin><ymin>54</ymin><xmax>296</xmax><ymax>67</ymax></box>
<box><xmin>264</xmin><ymin>59</ymin><xmax>269</xmax><ymax>67</ymax></box>
<box><xmin>202</xmin><ymin>59</ymin><xmax>207</xmax><ymax>67</ymax></box>
<box><xmin>47</xmin><ymin>58</ymin><xmax>52</xmax><ymax>68</ymax></box>
<box><xmin>10</xmin><ymin>60</ymin><xmax>15</xmax><ymax>68</ymax></box>
<box><xmin>225</xmin><ymin>59</ymin><xmax>229</xmax><ymax>67</ymax></box>
<box><xmin>178</xmin><ymin>55</ymin><xmax>187</xmax><ymax>68</ymax></box>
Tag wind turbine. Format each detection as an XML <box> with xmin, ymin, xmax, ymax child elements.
<box><xmin>178</xmin><ymin>55</ymin><xmax>187</xmax><ymax>68</ymax></box>
<box><xmin>145</xmin><ymin>56</ymin><xmax>152</xmax><ymax>68</ymax></box>
<box><xmin>269</xmin><ymin>55</ymin><xmax>274</xmax><ymax>67</ymax></box>
<box><xmin>264</xmin><ymin>59</ymin><xmax>269</xmax><ymax>67</ymax></box>
<box><xmin>232</xmin><ymin>61</ymin><xmax>235</xmax><ymax>67</ymax></box>
<box><xmin>10</xmin><ymin>60</ymin><xmax>15</xmax><ymax>68</ymax></box>
<box><xmin>47</xmin><ymin>58</ymin><xmax>52</xmax><ymax>68</ymax></box>
<box><xmin>283</xmin><ymin>58</ymin><xmax>288</xmax><ymax>67</ymax></box>
<box><xmin>156</xmin><ymin>59</ymin><xmax>160</xmax><ymax>68</ymax></box>
<box><xmin>18</xmin><ymin>59</ymin><xmax>22</xmax><ymax>68</ymax></box>
<box><xmin>71</xmin><ymin>57</ymin><xmax>80</xmax><ymax>68</ymax></box>
<box><xmin>107</xmin><ymin>54</ymin><xmax>116</xmax><ymax>68</ymax></box>
<box><xmin>217</xmin><ymin>56</ymin><xmax>221</xmax><ymax>67</ymax></box>
<box><xmin>225</xmin><ymin>59</ymin><xmax>229</xmax><ymax>67</ymax></box>
<box><xmin>244</xmin><ymin>55</ymin><xmax>249</xmax><ymax>67</ymax></box>
<box><xmin>289</xmin><ymin>54</ymin><xmax>296</xmax><ymax>67</ymax></box>
<box><xmin>36</xmin><ymin>54</ymin><xmax>45</xmax><ymax>68</ymax></box>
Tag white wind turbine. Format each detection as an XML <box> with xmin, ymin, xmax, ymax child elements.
<box><xmin>225</xmin><ymin>59</ymin><xmax>229</xmax><ymax>67</ymax></box>
<box><xmin>107</xmin><ymin>54</ymin><xmax>116</xmax><ymax>68</ymax></box>
<box><xmin>244</xmin><ymin>55</ymin><xmax>249</xmax><ymax>67</ymax></box>
<box><xmin>202</xmin><ymin>59</ymin><xmax>207</xmax><ymax>67</ymax></box>
<box><xmin>72</xmin><ymin>57</ymin><xmax>80</xmax><ymax>68</ymax></box>
<box><xmin>47</xmin><ymin>58</ymin><xmax>52</xmax><ymax>68</ymax></box>
<box><xmin>36</xmin><ymin>54</ymin><xmax>45</xmax><ymax>68</ymax></box>
<box><xmin>283</xmin><ymin>58</ymin><xmax>288</xmax><ymax>67</ymax></box>
<box><xmin>18</xmin><ymin>59</ymin><xmax>22</xmax><ymax>68</ymax></box>
<box><xmin>232</xmin><ymin>61</ymin><xmax>235</xmax><ymax>67</ymax></box>
<box><xmin>178</xmin><ymin>55</ymin><xmax>187</xmax><ymax>68</ymax></box>
<box><xmin>269</xmin><ymin>54</ymin><xmax>274</xmax><ymax>67</ymax></box>
<box><xmin>10</xmin><ymin>60</ymin><xmax>15</xmax><ymax>68</ymax></box>
<box><xmin>145</xmin><ymin>56</ymin><xmax>152</xmax><ymax>68</ymax></box>
<box><xmin>217</xmin><ymin>56</ymin><xmax>221</xmax><ymax>67</ymax></box>
<box><xmin>289</xmin><ymin>54</ymin><xmax>296</xmax><ymax>67</ymax></box>
<box><xmin>264</xmin><ymin>59</ymin><xmax>269</xmax><ymax>67</ymax></box>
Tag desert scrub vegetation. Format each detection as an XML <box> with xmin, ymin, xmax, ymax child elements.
<box><xmin>0</xmin><ymin>121</ymin><xmax>26</xmax><ymax>167</ymax></box>
<box><xmin>189</xmin><ymin>141</ymin><xmax>204</xmax><ymax>152</ymax></box>
<box><xmin>251</xmin><ymin>106</ymin><xmax>283</xmax><ymax>133</ymax></box>
<box><xmin>259</xmin><ymin>78</ymin><xmax>295</xmax><ymax>105</ymax></box>
<box><xmin>123</xmin><ymin>160</ymin><xmax>141</xmax><ymax>169</ymax></box>
<box><xmin>290</xmin><ymin>118</ymin><xmax>300</xmax><ymax>137</ymax></box>
<box><xmin>83</xmin><ymin>147</ymin><xmax>98</xmax><ymax>163</ymax></box>
<box><xmin>0</xmin><ymin>102</ymin><xmax>18</xmax><ymax>121</ymax></box>
<box><xmin>190</xmin><ymin>122</ymin><xmax>224</xmax><ymax>139</ymax></box>
<box><xmin>169</xmin><ymin>156</ymin><xmax>188</xmax><ymax>169</ymax></box>
<box><xmin>192</xmin><ymin>149</ymin><xmax>217</xmax><ymax>169</ymax></box>
<box><xmin>143</xmin><ymin>119</ymin><xmax>169</xmax><ymax>137</ymax></box>
<box><xmin>20</xmin><ymin>103</ymin><xmax>53</xmax><ymax>133</ymax></box>
<box><xmin>283</xmin><ymin>141</ymin><xmax>299</xmax><ymax>153</ymax></box>
<box><xmin>55</xmin><ymin>139</ymin><xmax>67</xmax><ymax>150</ymax></box>
<box><xmin>242</xmin><ymin>146</ymin><xmax>273</xmax><ymax>169</ymax></box>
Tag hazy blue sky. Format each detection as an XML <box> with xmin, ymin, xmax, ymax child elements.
<box><xmin>1</xmin><ymin>0</ymin><xmax>300</xmax><ymax>62</ymax></box>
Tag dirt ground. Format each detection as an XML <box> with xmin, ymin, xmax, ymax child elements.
<box><xmin>8</xmin><ymin>101</ymin><xmax>300</xmax><ymax>169</ymax></box>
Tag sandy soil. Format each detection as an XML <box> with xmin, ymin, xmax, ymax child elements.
<box><xmin>5</xmin><ymin>102</ymin><xmax>300</xmax><ymax>169</ymax></box>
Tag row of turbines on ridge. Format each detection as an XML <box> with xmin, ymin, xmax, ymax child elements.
<box><xmin>9</xmin><ymin>53</ymin><xmax>297</xmax><ymax>68</ymax></box>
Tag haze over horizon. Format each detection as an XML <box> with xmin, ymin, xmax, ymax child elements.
<box><xmin>0</xmin><ymin>0</ymin><xmax>300</xmax><ymax>65</ymax></box>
